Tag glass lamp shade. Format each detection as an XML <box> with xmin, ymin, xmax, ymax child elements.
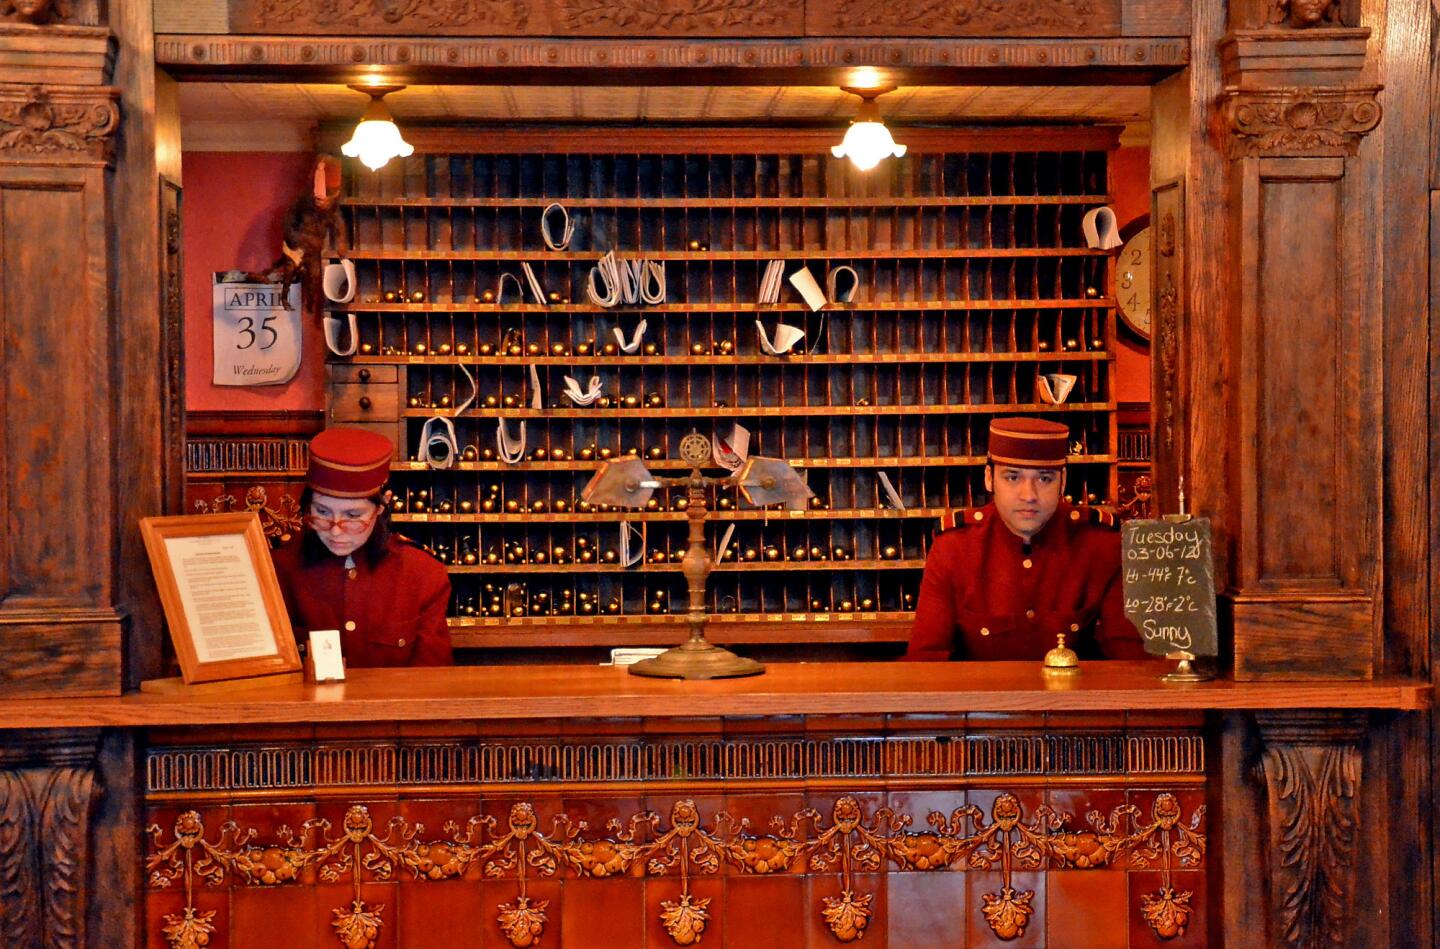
<box><xmin>341</xmin><ymin>96</ymin><xmax>414</xmax><ymax>171</ymax></box>
<box><xmin>831</xmin><ymin>120</ymin><xmax>907</xmax><ymax>171</ymax></box>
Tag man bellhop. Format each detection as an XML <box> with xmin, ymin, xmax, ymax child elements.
<box><xmin>905</xmin><ymin>417</ymin><xmax>1147</xmax><ymax>661</ymax></box>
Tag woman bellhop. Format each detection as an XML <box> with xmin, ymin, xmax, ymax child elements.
<box><xmin>271</xmin><ymin>427</ymin><xmax>454</xmax><ymax>667</ymax></box>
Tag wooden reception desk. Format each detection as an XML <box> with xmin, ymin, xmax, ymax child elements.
<box><xmin>0</xmin><ymin>663</ymin><xmax>1426</xmax><ymax>948</ymax></box>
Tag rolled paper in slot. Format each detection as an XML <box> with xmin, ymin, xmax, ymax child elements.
<box><xmin>586</xmin><ymin>250</ymin><xmax>623</xmax><ymax>308</ymax></box>
<box><xmin>826</xmin><ymin>265</ymin><xmax>859</xmax><ymax>304</ymax></box>
<box><xmin>619</xmin><ymin>257</ymin><xmax>642</xmax><ymax>305</ymax></box>
<box><xmin>640</xmin><ymin>259</ymin><xmax>666</xmax><ymax>304</ymax></box>
<box><xmin>323</xmin><ymin>312</ymin><xmax>359</xmax><ymax>356</ymax></box>
<box><xmin>453</xmin><ymin>363</ymin><xmax>478</xmax><ymax>415</ymax></box>
<box><xmin>496</xmin><ymin>417</ymin><xmax>527</xmax><ymax>465</ymax></box>
<box><xmin>540</xmin><ymin>202</ymin><xmax>574</xmax><ymax>251</ymax></box>
<box><xmin>755</xmin><ymin>319</ymin><xmax>805</xmax><ymax>356</ymax></box>
<box><xmin>716</xmin><ymin>523</ymin><xmax>738</xmax><ymax>563</ymax></box>
<box><xmin>1035</xmin><ymin>373</ymin><xmax>1077</xmax><ymax>405</ymax></box>
<box><xmin>419</xmin><ymin>415</ymin><xmax>459</xmax><ymax>469</ymax></box>
<box><xmin>787</xmin><ymin>265</ymin><xmax>827</xmax><ymax>312</ymax></box>
<box><xmin>528</xmin><ymin>363</ymin><xmax>543</xmax><ymax>409</ymax></box>
<box><xmin>496</xmin><ymin>272</ymin><xmax>524</xmax><ymax>305</ymax></box>
<box><xmin>758</xmin><ymin>259</ymin><xmax>785</xmax><ymax>304</ymax></box>
<box><xmin>1081</xmin><ymin>206</ymin><xmax>1122</xmax><ymax>250</ymax></box>
<box><xmin>322</xmin><ymin>259</ymin><xmax>357</xmax><ymax>304</ymax></box>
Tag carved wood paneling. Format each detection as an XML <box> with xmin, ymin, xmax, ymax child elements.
<box><xmin>146</xmin><ymin>791</ymin><xmax>1206</xmax><ymax>947</ymax></box>
<box><xmin>1256</xmin><ymin>711</ymin><xmax>1365</xmax><ymax>949</ymax></box>
<box><xmin>0</xmin><ymin>733</ymin><xmax>100</xmax><ymax>948</ymax></box>
<box><xmin>0</xmin><ymin>106</ymin><xmax>123</xmax><ymax>694</ymax></box>
<box><xmin>1150</xmin><ymin>177</ymin><xmax>1184</xmax><ymax>517</ymax></box>
<box><xmin>226</xmin><ymin>0</ymin><xmax>1127</xmax><ymax>37</ymax></box>
<box><xmin>0</xmin><ymin>0</ymin><xmax>103</xmax><ymax>27</ymax></box>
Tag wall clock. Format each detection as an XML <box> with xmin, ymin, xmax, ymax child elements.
<box><xmin>1116</xmin><ymin>226</ymin><xmax>1152</xmax><ymax>344</ymax></box>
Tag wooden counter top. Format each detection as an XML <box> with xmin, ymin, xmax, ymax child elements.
<box><xmin>0</xmin><ymin>661</ymin><xmax>1428</xmax><ymax>729</ymax></box>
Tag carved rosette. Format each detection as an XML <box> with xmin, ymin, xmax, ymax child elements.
<box><xmin>1255</xmin><ymin>712</ymin><xmax>1365</xmax><ymax>949</ymax></box>
<box><xmin>0</xmin><ymin>84</ymin><xmax>119</xmax><ymax>165</ymax></box>
<box><xmin>1218</xmin><ymin>86</ymin><xmax>1381</xmax><ymax>159</ymax></box>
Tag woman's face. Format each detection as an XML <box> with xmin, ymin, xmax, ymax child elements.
<box><xmin>307</xmin><ymin>492</ymin><xmax>380</xmax><ymax>557</ymax></box>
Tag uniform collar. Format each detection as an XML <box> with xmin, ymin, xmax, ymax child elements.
<box><xmin>985</xmin><ymin>501</ymin><xmax>1074</xmax><ymax>553</ymax></box>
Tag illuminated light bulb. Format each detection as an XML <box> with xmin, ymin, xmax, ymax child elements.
<box><xmin>831</xmin><ymin>87</ymin><xmax>906</xmax><ymax>172</ymax></box>
<box><xmin>341</xmin><ymin>84</ymin><xmax>414</xmax><ymax>172</ymax></box>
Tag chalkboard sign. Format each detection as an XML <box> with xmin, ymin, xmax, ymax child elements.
<box><xmin>1121</xmin><ymin>517</ymin><xmax>1219</xmax><ymax>658</ymax></box>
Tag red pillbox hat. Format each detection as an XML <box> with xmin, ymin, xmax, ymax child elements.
<box><xmin>306</xmin><ymin>427</ymin><xmax>393</xmax><ymax>498</ymax></box>
<box><xmin>987</xmin><ymin>417</ymin><xmax>1070</xmax><ymax>469</ymax></box>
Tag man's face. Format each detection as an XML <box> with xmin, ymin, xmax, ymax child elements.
<box><xmin>985</xmin><ymin>464</ymin><xmax>1064</xmax><ymax>541</ymax></box>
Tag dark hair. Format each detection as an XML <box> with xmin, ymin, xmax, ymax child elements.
<box><xmin>299</xmin><ymin>486</ymin><xmax>393</xmax><ymax>568</ymax></box>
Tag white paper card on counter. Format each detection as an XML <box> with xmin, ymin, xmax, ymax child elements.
<box><xmin>307</xmin><ymin>629</ymin><xmax>346</xmax><ymax>682</ymax></box>
<box><xmin>212</xmin><ymin>277</ymin><xmax>302</xmax><ymax>386</ymax></box>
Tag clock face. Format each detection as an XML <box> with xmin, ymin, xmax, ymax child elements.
<box><xmin>1116</xmin><ymin>227</ymin><xmax>1152</xmax><ymax>343</ymax></box>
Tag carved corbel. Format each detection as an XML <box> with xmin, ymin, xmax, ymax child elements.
<box><xmin>0</xmin><ymin>83</ymin><xmax>120</xmax><ymax>165</ymax></box>
<box><xmin>1217</xmin><ymin>85</ymin><xmax>1381</xmax><ymax>159</ymax></box>
<box><xmin>0</xmin><ymin>731</ymin><xmax>102</xmax><ymax>947</ymax></box>
<box><xmin>1254</xmin><ymin>711</ymin><xmax>1366</xmax><ymax>949</ymax></box>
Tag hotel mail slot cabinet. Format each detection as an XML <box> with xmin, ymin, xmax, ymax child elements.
<box><xmin>324</xmin><ymin>129</ymin><xmax>1120</xmax><ymax>650</ymax></box>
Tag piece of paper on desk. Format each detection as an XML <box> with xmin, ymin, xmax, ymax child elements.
<box><xmin>606</xmin><ymin>647</ymin><xmax>666</xmax><ymax>667</ymax></box>
<box><xmin>307</xmin><ymin>629</ymin><xmax>346</xmax><ymax>682</ymax></box>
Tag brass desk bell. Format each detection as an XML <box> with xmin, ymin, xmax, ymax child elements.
<box><xmin>1043</xmin><ymin>634</ymin><xmax>1079</xmax><ymax>673</ymax></box>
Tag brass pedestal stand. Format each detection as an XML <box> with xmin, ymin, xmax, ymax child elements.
<box><xmin>583</xmin><ymin>434</ymin><xmax>810</xmax><ymax>680</ymax></box>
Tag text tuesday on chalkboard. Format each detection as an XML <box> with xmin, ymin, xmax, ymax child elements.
<box><xmin>1121</xmin><ymin>518</ymin><xmax>1219</xmax><ymax>658</ymax></box>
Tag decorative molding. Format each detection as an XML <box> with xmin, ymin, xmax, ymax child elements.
<box><xmin>192</xmin><ymin>485</ymin><xmax>304</xmax><ymax>542</ymax></box>
<box><xmin>0</xmin><ymin>83</ymin><xmax>119</xmax><ymax>165</ymax></box>
<box><xmin>558</xmin><ymin>0</ymin><xmax>794</xmax><ymax>33</ymax></box>
<box><xmin>1264</xmin><ymin>0</ymin><xmax>1341</xmax><ymax>28</ymax></box>
<box><xmin>146</xmin><ymin>732</ymin><xmax>1206</xmax><ymax>794</ymax></box>
<box><xmin>1217</xmin><ymin>85</ymin><xmax>1381</xmax><ymax>159</ymax></box>
<box><xmin>1255</xmin><ymin>712</ymin><xmax>1366</xmax><ymax>949</ymax></box>
<box><xmin>154</xmin><ymin>35</ymin><xmax>1189</xmax><ymax>73</ymax></box>
<box><xmin>823</xmin><ymin>0</ymin><xmax>1119</xmax><ymax>35</ymax></box>
<box><xmin>0</xmin><ymin>733</ymin><xmax>101</xmax><ymax>948</ymax></box>
<box><xmin>238</xmin><ymin>0</ymin><xmax>532</xmax><ymax>33</ymax></box>
<box><xmin>147</xmin><ymin>792</ymin><xmax>1206</xmax><ymax>946</ymax></box>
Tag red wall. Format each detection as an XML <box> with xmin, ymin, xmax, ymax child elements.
<box><xmin>182</xmin><ymin>151</ymin><xmax>327</xmax><ymax>412</ymax></box>
<box><xmin>1109</xmin><ymin>146</ymin><xmax>1152</xmax><ymax>404</ymax></box>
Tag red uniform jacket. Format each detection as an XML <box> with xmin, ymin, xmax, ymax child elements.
<box><xmin>904</xmin><ymin>502</ymin><xmax>1147</xmax><ymax>661</ymax></box>
<box><xmin>271</xmin><ymin>535</ymin><xmax>454</xmax><ymax>668</ymax></box>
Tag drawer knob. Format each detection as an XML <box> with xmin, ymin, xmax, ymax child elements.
<box><xmin>358</xmin><ymin>396</ymin><xmax>372</xmax><ymax>410</ymax></box>
<box><xmin>358</xmin><ymin>368</ymin><xmax>371</xmax><ymax>382</ymax></box>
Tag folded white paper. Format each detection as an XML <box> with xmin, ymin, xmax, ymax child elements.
<box><xmin>323</xmin><ymin>313</ymin><xmax>358</xmax><ymax>357</ymax></box>
<box><xmin>496</xmin><ymin>272</ymin><xmax>524</xmax><ymax>305</ymax></box>
<box><xmin>1036</xmin><ymin>373</ymin><xmax>1077</xmax><ymax>405</ymax></box>
<box><xmin>1082</xmin><ymin>206</ymin><xmax>1122</xmax><ymax>250</ymax></box>
<box><xmin>878</xmin><ymin>471</ymin><xmax>906</xmax><ymax>511</ymax></box>
<box><xmin>716</xmin><ymin>523</ymin><xmax>737</xmax><ymax>563</ymax></box>
<box><xmin>521</xmin><ymin>261</ymin><xmax>547</xmax><ymax>304</ymax></box>
<box><xmin>541</xmin><ymin>202</ymin><xmax>574</xmax><ymax>251</ymax></box>
<box><xmin>756</xmin><ymin>319</ymin><xmax>805</xmax><ymax>356</ymax></box>
<box><xmin>712</xmin><ymin>422</ymin><xmax>751</xmax><ymax>471</ymax></box>
<box><xmin>758</xmin><ymin>260</ymin><xmax>785</xmax><ymax>305</ymax></box>
<box><xmin>788</xmin><ymin>266</ymin><xmax>827</xmax><ymax>312</ymax></box>
<box><xmin>618</xmin><ymin>521</ymin><xmax>644</xmax><ymax>568</ymax></box>
<box><xmin>322</xmin><ymin>259</ymin><xmax>357</xmax><ymax>304</ymax></box>
<box><xmin>640</xmin><ymin>260</ymin><xmax>666</xmax><ymax>304</ymax></box>
<box><xmin>563</xmin><ymin>373</ymin><xmax>604</xmax><ymax>406</ymax></box>
<box><xmin>419</xmin><ymin>415</ymin><xmax>459</xmax><ymax>469</ymax></box>
<box><xmin>496</xmin><ymin>418</ymin><xmax>527</xmax><ymax>465</ymax></box>
<box><xmin>614</xmin><ymin>319</ymin><xmax>648</xmax><ymax>354</ymax></box>
<box><xmin>826</xmin><ymin>265</ymin><xmax>859</xmax><ymax>304</ymax></box>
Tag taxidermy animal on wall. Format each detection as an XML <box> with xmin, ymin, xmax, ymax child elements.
<box><xmin>248</xmin><ymin>154</ymin><xmax>346</xmax><ymax>315</ymax></box>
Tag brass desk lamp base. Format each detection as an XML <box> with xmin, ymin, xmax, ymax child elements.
<box><xmin>628</xmin><ymin>634</ymin><xmax>764</xmax><ymax>680</ymax></box>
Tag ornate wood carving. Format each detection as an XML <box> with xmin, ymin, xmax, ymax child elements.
<box><xmin>192</xmin><ymin>485</ymin><xmax>304</xmax><ymax>543</ymax></box>
<box><xmin>154</xmin><ymin>35</ymin><xmax>1188</xmax><ymax>73</ymax></box>
<box><xmin>147</xmin><ymin>791</ymin><xmax>1207</xmax><ymax>946</ymax></box>
<box><xmin>0</xmin><ymin>83</ymin><xmax>119</xmax><ymax>165</ymax></box>
<box><xmin>0</xmin><ymin>0</ymin><xmax>102</xmax><ymax>26</ymax></box>
<box><xmin>240</xmin><ymin>0</ymin><xmax>531</xmax><ymax>32</ymax></box>
<box><xmin>161</xmin><ymin>186</ymin><xmax>187</xmax><ymax>516</ymax></box>
<box><xmin>1217</xmin><ymin>86</ymin><xmax>1381</xmax><ymax>159</ymax></box>
<box><xmin>1150</xmin><ymin>178</ymin><xmax>1185</xmax><ymax>515</ymax></box>
<box><xmin>0</xmin><ymin>733</ymin><xmax>101</xmax><ymax>948</ymax></box>
<box><xmin>1255</xmin><ymin>712</ymin><xmax>1365</xmax><ymax>948</ymax></box>
<box><xmin>818</xmin><ymin>0</ymin><xmax>1120</xmax><ymax>35</ymax></box>
<box><xmin>1265</xmin><ymin>0</ymin><xmax>1341</xmax><ymax>28</ymax></box>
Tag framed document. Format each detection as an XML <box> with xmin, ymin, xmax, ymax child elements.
<box><xmin>140</xmin><ymin>512</ymin><xmax>301</xmax><ymax>684</ymax></box>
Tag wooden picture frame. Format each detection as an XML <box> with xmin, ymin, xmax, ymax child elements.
<box><xmin>140</xmin><ymin>512</ymin><xmax>301</xmax><ymax>684</ymax></box>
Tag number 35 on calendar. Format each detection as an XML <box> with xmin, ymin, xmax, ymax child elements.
<box><xmin>211</xmin><ymin>275</ymin><xmax>302</xmax><ymax>386</ymax></box>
